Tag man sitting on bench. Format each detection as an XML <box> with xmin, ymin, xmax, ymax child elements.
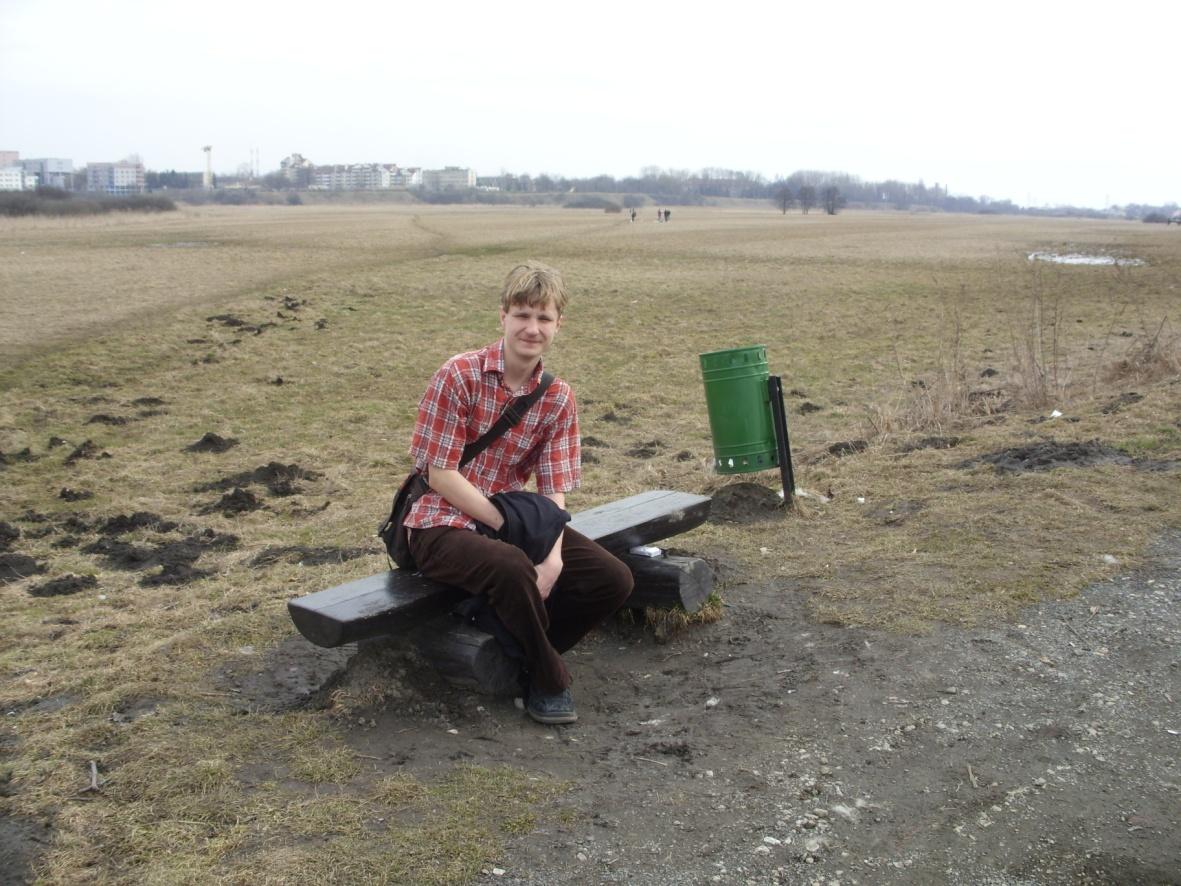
<box><xmin>404</xmin><ymin>261</ymin><xmax>634</xmax><ymax>724</ymax></box>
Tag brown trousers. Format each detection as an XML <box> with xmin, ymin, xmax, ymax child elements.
<box><xmin>408</xmin><ymin>526</ymin><xmax>633</xmax><ymax>692</ymax></box>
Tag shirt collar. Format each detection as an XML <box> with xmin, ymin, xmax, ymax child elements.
<box><xmin>483</xmin><ymin>338</ymin><xmax>544</xmax><ymax>393</ymax></box>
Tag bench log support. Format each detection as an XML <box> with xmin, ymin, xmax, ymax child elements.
<box><xmin>621</xmin><ymin>553</ymin><xmax>714</xmax><ymax>613</ymax></box>
<box><xmin>408</xmin><ymin>617</ymin><xmax>524</xmax><ymax>696</ymax></box>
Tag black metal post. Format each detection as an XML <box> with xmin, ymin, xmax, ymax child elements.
<box><xmin>767</xmin><ymin>375</ymin><xmax>796</xmax><ymax>509</ymax></box>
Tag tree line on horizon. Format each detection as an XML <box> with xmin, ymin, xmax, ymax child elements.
<box><xmin>140</xmin><ymin>165</ymin><xmax>1177</xmax><ymax>220</ymax></box>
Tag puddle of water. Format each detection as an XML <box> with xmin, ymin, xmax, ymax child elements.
<box><xmin>1028</xmin><ymin>251</ymin><xmax>1145</xmax><ymax>267</ymax></box>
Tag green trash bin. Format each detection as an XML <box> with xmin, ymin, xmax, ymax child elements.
<box><xmin>699</xmin><ymin>345</ymin><xmax>778</xmax><ymax>474</ymax></box>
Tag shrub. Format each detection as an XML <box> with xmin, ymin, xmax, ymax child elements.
<box><xmin>563</xmin><ymin>195</ymin><xmax>619</xmax><ymax>210</ymax></box>
<box><xmin>286</xmin><ymin>192</ymin><xmax>303</xmax><ymax>205</ymax></box>
<box><xmin>0</xmin><ymin>191</ymin><xmax>176</xmax><ymax>217</ymax></box>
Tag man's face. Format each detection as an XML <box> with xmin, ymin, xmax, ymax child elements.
<box><xmin>500</xmin><ymin>298</ymin><xmax>562</xmax><ymax>365</ymax></box>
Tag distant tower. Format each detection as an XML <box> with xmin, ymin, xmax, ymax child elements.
<box><xmin>203</xmin><ymin>146</ymin><xmax>213</xmax><ymax>190</ymax></box>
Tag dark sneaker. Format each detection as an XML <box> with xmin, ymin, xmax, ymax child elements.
<box><xmin>525</xmin><ymin>686</ymin><xmax>578</xmax><ymax>724</ymax></box>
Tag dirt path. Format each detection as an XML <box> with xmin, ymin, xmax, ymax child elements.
<box><xmin>213</xmin><ymin>531</ymin><xmax>1181</xmax><ymax>885</ymax></box>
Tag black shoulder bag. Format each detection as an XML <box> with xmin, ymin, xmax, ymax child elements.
<box><xmin>378</xmin><ymin>372</ymin><xmax>554</xmax><ymax>571</ymax></box>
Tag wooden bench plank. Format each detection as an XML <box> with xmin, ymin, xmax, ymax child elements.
<box><xmin>568</xmin><ymin>490</ymin><xmax>711</xmax><ymax>553</ymax></box>
<box><xmin>287</xmin><ymin>573</ymin><xmax>464</xmax><ymax>649</ymax></box>
<box><xmin>288</xmin><ymin>489</ymin><xmax>711</xmax><ymax>648</ymax></box>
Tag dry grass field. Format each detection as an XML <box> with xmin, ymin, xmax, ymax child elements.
<box><xmin>1</xmin><ymin>204</ymin><xmax>1179</xmax><ymax>883</ymax></box>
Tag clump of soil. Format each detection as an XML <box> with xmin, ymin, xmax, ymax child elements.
<box><xmin>0</xmin><ymin>448</ymin><xmax>38</xmax><ymax>468</ymax></box>
<box><xmin>184</xmin><ymin>433</ymin><xmax>238</xmax><ymax>454</ymax></box>
<box><xmin>59</xmin><ymin>515</ymin><xmax>92</xmax><ymax>534</ymax></box>
<box><xmin>281</xmin><ymin>295</ymin><xmax>305</xmax><ymax>311</ymax></box>
<box><xmin>82</xmin><ymin>530</ymin><xmax>236</xmax><ymax>587</ymax></box>
<box><xmin>27</xmin><ymin>574</ymin><xmax>97</xmax><ymax>598</ymax></box>
<box><xmin>207</xmin><ymin>313</ymin><xmax>246</xmax><ymax>327</ymax></box>
<box><xmin>269</xmin><ymin>376</ymin><xmax>285</xmax><ymax>386</ymax></box>
<box><xmin>598</xmin><ymin>408</ymin><xmax>631</xmax><ymax>424</ymax></box>
<box><xmin>582</xmin><ymin>435</ymin><xmax>609</xmax><ymax>448</ymax></box>
<box><xmin>798</xmin><ymin>401</ymin><xmax>823</xmax><ymax>415</ymax></box>
<box><xmin>582</xmin><ymin>452</ymin><xmax>600</xmax><ymax>464</ymax></box>
<box><xmin>710</xmin><ymin>482</ymin><xmax>783</xmax><ymax>523</ymax></box>
<box><xmin>980</xmin><ymin>367</ymin><xmax>999</xmax><ymax>377</ymax></box>
<box><xmin>250</xmin><ymin>545</ymin><xmax>371</xmax><ymax>567</ymax></box>
<box><xmin>827</xmin><ymin>439</ymin><xmax>868</xmax><ymax>457</ymax></box>
<box><xmin>197</xmin><ymin>462</ymin><xmax>322</xmax><ymax>497</ymax></box>
<box><xmin>202</xmin><ymin>488</ymin><xmax>264</xmax><ymax>516</ymax></box>
<box><xmin>0</xmin><ymin>554</ymin><xmax>47</xmax><ymax>584</ymax></box>
<box><xmin>314</xmin><ymin>318</ymin><xmax>328</xmax><ymax>330</ymax></box>
<box><xmin>64</xmin><ymin>440</ymin><xmax>110</xmax><ymax>464</ymax></box>
<box><xmin>627</xmin><ymin>440</ymin><xmax>663</xmax><ymax>459</ymax></box>
<box><xmin>1101</xmin><ymin>392</ymin><xmax>1144</xmax><ymax>414</ymax></box>
<box><xmin>0</xmin><ymin>522</ymin><xmax>19</xmax><ymax>551</ymax></box>
<box><xmin>85</xmin><ymin>528</ymin><xmax>236</xmax><ymax>565</ymax></box>
<box><xmin>86</xmin><ymin>414</ymin><xmax>128</xmax><ymax>426</ymax></box>
<box><xmin>19</xmin><ymin>510</ymin><xmax>48</xmax><ymax>524</ymax></box>
<box><xmin>967</xmin><ymin>439</ymin><xmax>1132</xmax><ymax>473</ymax></box>
<box><xmin>205</xmin><ymin>313</ymin><xmax>276</xmax><ymax>336</ymax></box>
<box><xmin>674</xmin><ymin>450</ymin><xmax>694</xmax><ymax>462</ymax></box>
<box><xmin>866</xmin><ymin>499</ymin><xmax>926</xmax><ymax>525</ymax></box>
<box><xmin>100</xmin><ymin>512</ymin><xmax>178</xmax><ymax>535</ymax></box>
<box><xmin>129</xmin><ymin>397</ymin><xmax>166</xmax><ymax>407</ymax></box>
<box><xmin>141</xmin><ymin>564</ymin><xmax>211</xmax><ymax>586</ymax></box>
<box><xmin>47</xmin><ymin>436</ymin><xmax>69</xmax><ymax>449</ymax></box>
<box><xmin>59</xmin><ymin>488</ymin><xmax>93</xmax><ymax>502</ymax></box>
<box><xmin>898</xmin><ymin>435</ymin><xmax>962</xmax><ymax>453</ymax></box>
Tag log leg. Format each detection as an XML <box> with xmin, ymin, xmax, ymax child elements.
<box><xmin>622</xmin><ymin>553</ymin><xmax>714</xmax><ymax>613</ymax></box>
<box><xmin>408</xmin><ymin>616</ymin><xmax>524</xmax><ymax>697</ymax></box>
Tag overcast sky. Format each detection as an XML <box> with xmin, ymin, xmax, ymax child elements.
<box><xmin>1</xmin><ymin>0</ymin><xmax>1176</xmax><ymax>208</ymax></box>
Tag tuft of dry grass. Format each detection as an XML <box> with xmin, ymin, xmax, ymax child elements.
<box><xmin>1105</xmin><ymin>316</ymin><xmax>1181</xmax><ymax>384</ymax></box>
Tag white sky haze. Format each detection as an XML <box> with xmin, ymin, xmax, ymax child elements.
<box><xmin>1</xmin><ymin>0</ymin><xmax>1176</xmax><ymax>208</ymax></box>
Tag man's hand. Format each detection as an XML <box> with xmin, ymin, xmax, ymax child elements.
<box><xmin>426</xmin><ymin>467</ymin><xmax>504</xmax><ymax>529</ymax></box>
<box><xmin>535</xmin><ymin>531</ymin><xmax>564</xmax><ymax>600</ymax></box>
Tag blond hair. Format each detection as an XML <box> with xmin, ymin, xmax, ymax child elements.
<box><xmin>501</xmin><ymin>261</ymin><xmax>569</xmax><ymax>315</ymax></box>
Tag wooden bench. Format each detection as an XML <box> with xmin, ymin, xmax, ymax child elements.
<box><xmin>288</xmin><ymin>490</ymin><xmax>712</xmax><ymax>693</ymax></box>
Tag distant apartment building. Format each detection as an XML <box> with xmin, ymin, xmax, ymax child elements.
<box><xmin>422</xmin><ymin>166</ymin><xmax>476</xmax><ymax>191</ymax></box>
<box><xmin>21</xmin><ymin>158</ymin><xmax>74</xmax><ymax>190</ymax></box>
<box><xmin>308</xmin><ymin>162</ymin><xmax>422</xmax><ymax>191</ymax></box>
<box><xmin>0</xmin><ymin>150</ymin><xmax>19</xmax><ymax>168</ymax></box>
<box><xmin>0</xmin><ymin>166</ymin><xmax>31</xmax><ymax>191</ymax></box>
<box><xmin>86</xmin><ymin>158</ymin><xmax>146</xmax><ymax>195</ymax></box>
<box><xmin>384</xmin><ymin>165</ymin><xmax>422</xmax><ymax>189</ymax></box>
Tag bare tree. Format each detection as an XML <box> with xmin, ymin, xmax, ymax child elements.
<box><xmin>772</xmin><ymin>184</ymin><xmax>795</xmax><ymax>215</ymax></box>
<box><xmin>798</xmin><ymin>184</ymin><xmax>817</xmax><ymax>214</ymax></box>
<box><xmin>822</xmin><ymin>186</ymin><xmax>845</xmax><ymax>215</ymax></box>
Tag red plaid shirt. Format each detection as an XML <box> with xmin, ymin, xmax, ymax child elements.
<box><xmin>405</xmin><ymin>339</ymin><xmax>580</xmax><ymax>530</ymax></box>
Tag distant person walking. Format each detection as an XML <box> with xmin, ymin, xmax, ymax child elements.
<box><xmin>629</xmin><ymin>208</ymin><xmax>636</xmax><ymax>223</ymax></box>
<box><xmin>663</xmin><ymin>209</ymin><xmax>671</xmax><ymax>223</ymax></box>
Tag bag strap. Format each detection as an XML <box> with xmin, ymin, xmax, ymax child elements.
<box><xmin>457</xmin><ymin>371</ymin><xmax>554</xmax><ymax>468</ymax></box>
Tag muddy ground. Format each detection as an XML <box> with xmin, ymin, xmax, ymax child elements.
<box><xmin>209</xmin><ymin>529</ymin><xmax>1181</xmax><ymax>885</ymax></box>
